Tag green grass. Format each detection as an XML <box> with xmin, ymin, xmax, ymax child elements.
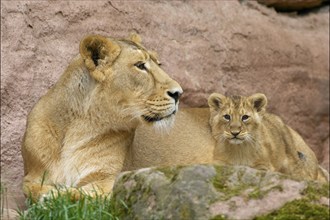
<box><xmin>18</xmin><ymin>189</ymin><xmax>120</xmax><ymax>220</ymax></box>
<box><xmin>255</xmin><ymin>198</ymin><xmax>330</xmax><ymax>220</ymax></box>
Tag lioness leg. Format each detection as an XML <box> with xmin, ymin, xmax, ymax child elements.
<box><xmin>23</xmin><ymin>176</ymin><xmax>115</xmax><ymax>202</ymax></box>
<box><xmin>23</xmin><ymin>182</ymin><xmax>56</xmax><ymax>202</ymax></box>
<box><xmin>22</xmin><ymin>119</ymin><xmax>62</xmax><ymax>200</ymax></box>
<box><xmin>24</xmin><ymin>181</ymin><xmax>86</xmax><ymax>202</ymax></box>
<box><xmin>79</xmin><ymin>178</ymin><xmax>116</xmax><ymax>199</ymax></box>
<box><xmin>22</xmin><ymin>166</ymin><xmax>57</xmax><ymax>201</ymax></box>
<box><xmin>38</xmin><ymin>174</ymin><xmax>118</xmax><ymax>201</ymax></box>
<box><xmin>317</xmin><ymin>166</ymin><xmax>329</xmax><ymax>182</ymax></box>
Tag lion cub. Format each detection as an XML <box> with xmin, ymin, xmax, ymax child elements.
<box><xmin>208</xmin><ymin>93</ymin><xmax>329</xmax><ymax>182</ymax></box>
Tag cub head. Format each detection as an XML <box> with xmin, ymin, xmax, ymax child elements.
<box><xmin>79</xmin><ymin>34</ymin><xmax>182</xmax><ymax>130</ymax></box>
<box><xmin>208</xmin><ymin>93</ymin><xmax>267</xmax><ymax>145</ymax></box>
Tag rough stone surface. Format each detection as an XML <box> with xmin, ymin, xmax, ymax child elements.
<box><xmin>112</xmin><ymin>165</ymin><xmax>329</xmax><ymax>220</ymax></box>
<box><xmin>1</xmin><ymin>0</ymin><xmax>329</xmax><ymax>210</ymax></box>
<box><xmin>0</xmin><ymin>208</ymin><xmax>19</xmax><ymax>220</ymax></box>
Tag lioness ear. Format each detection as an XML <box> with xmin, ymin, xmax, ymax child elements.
<box><xmin>149</xmin><ymin>50</ymin><xmax>161</xmax><ymax>65</ymax></box>
<box><xmin>208</xmin><ymin>93</ymin><xmax>226</xmax><ymax>111</ymax></box>
<box><xmin>79</xmin><ymin>35</ymin><xmax>121</xmax><ymax>81</ymax></box>
<box><xmin>129</xmin><ymin>33</ymin><xmax>142</xmax><ymax>44</ymax></box>
<box><xmin>249</xmin><ymin>93</ymin><xmax>267</xmax><ymax>112</ymax></box>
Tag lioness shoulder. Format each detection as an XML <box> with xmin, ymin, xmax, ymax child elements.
<box><xmin>208</xmin><ymin>93</ymin><xmax>329</xmax><ymax>182</ymax></box>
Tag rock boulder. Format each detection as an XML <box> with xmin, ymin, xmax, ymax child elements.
<box><xmin>111</xmin><ymin>165</ymin><xmax>329</xmax><ymax>219</ymax></box>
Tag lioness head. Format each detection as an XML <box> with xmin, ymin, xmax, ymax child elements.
<box><xmin>79</xmin><ymin>34</ymin><xmax>182</xmax><ymax>129</ymax></box>
<box><xmin>208</xmin><ymin>93</ymin><xmax>267</xmax><ymax>145</ymax></box>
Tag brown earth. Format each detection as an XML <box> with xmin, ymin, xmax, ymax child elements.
<box><xmin>1</xmin><ymin>0</ymin><xmax>329</xmax><ymax>213</ymax></box>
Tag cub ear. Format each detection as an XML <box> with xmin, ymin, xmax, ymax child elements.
<box><xmin>79</xmin><ymin>35</ymin><xmax>121</xmax><ymax>81</ymax></box>
<box><xmin>208</xmin><ymin>93</ymin><xmax>226</xmax><ymax>111</ymax></box>
<box><xmin>129</xmin><ymin>33</ymin><xmax>142</xmax><ymax>44</ymax></box>
<box><xmin>249</xmin><ymin>93</ymin><xmax>267</xmax><ymax>112</ymax></box>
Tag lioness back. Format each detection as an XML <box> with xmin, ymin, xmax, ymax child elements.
<box><xmin>126</xmin><ymin>108</ymin><xmax>216</xmax><ymax>170</ymax></box>
<box><xmin>208</xmin><ymin>93</ymin><xmax>329</xmax><ymax>182</ymax></box>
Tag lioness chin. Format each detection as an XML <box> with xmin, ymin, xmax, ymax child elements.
<box><xmin>21</xmin><ymin>34</ymin><xmax>182</xmax><ymax>201</ymax></box>
<box><xmin>208</xmin><ymin>93</ymin><xmax>329</xmax><ymax>182</ymax></box>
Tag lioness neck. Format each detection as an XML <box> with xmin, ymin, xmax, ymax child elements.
<box><xmin>45</xmin><ymin>56</ymin><xmax>134</xmax><ymax>132</ymax></box>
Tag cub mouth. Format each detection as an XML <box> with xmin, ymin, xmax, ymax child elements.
<box><xmin>230</xmin><ymin>137</ymin><xmax>243</xmax><ymax>140</ymax></box>
<box><xmin>142</xmin><ymin>110</ymin><xmax>176</xmax><ymax>123</ymax></box>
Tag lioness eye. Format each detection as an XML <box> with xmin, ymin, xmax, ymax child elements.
<box><xmin>223</xmin><ymin>114</ymin><xmax>231</xmax><ymax>121</ymax></box>
<box><xmin>242</xmin><ymin>115</ymin><xmax>249</xmax><ymax>121</ymax></box>
<box><xmin>135</xmin><ymin>62</ymin><xmax>147</xmax><ymax>71</ymax></box>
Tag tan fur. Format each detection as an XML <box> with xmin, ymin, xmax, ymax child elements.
<box><xmin>126</xmin><ymin>108</ymin><xmax>216</xmax><ymax>170</ymax></box>
<box><xmin>21</xmin><ymin>34</ymin><xmax>182</xmax><ymax>201</ymax></box>
<box><xmin>208</xmin><ymin>93</ymin><xmax>329</xmax><ymax>182</ymax></box>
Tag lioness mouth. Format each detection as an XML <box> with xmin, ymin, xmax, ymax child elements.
<box><xmin>143</xmin><ymin>111</ymin><xmax>176</xmax><ymax>123</ymax></box>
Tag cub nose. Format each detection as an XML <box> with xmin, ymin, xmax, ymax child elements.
<box><xmin>167</xmin><ymin>89</ymin><xmax>182</xmax><ymax>104</ymax></box>
<box><xmin>231</xmin><ymin>131</ymin><xmax>240</xmax><ymax>137</ymax></box>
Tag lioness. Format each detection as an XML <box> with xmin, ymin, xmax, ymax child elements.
<box><xmin>21</xmin><ymin>34</ymin><xmax>182</xmax><ymax>200</ymax></box>
<box><xmin>208</xmin><ymin>93</ymin><xmax>329</xmax><ymax>182</ymax></box>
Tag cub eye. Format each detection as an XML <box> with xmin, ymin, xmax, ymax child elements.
<box><xmin>135</xmin><ymin>62</ymin><xmax>147</xmax><ymax>71</ymax></box>
<box><xmin>242</xmin><ymin>115</ymin><xmax>250</xmax><ymax>122</ymax></box>
<box><xmin>223</xmin><ymin>114</ymin><xmax>231</xmax><ymax>121</ymax></box>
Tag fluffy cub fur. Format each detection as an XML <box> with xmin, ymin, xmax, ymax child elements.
<box><xmin>21</xmin><ymin>34</ymin><xmax>182</xmax><ymax>200</ymax></box>
<box><xmin>208</xmin><ymin>93</ymin><xmax>329</xmax><ymax>182</ymax></box>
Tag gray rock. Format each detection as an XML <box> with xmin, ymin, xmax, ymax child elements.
<box><xmin>112</xmin><ymin>166</ymin><xmax>219</xmax><ymax>219</ymax></box>
<box><xmin>112</xmin><ymin>165</ymin><xmax>329</xmax><ymax>220</ymax></box>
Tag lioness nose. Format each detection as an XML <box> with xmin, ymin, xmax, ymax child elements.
<box><xmin>167</xmin><ymin>89</ymin><xmax>182</xmax><ymax>103</ymax></box>
<box><xmin>231</xmin><ymin>131</ymin><xmax>240</xmax><ymax>137</ymax></box>
<box><xmin>165</xmin><ymin>79</ymin><xmax>183</xmax><ymax>104</ymax></box>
